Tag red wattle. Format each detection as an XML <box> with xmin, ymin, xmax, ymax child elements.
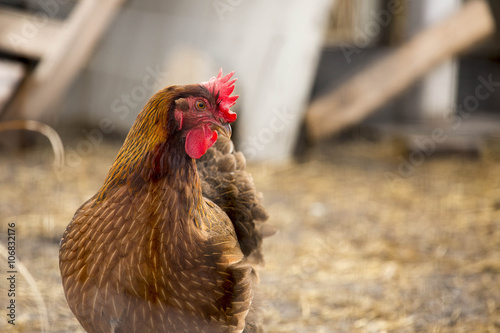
<box><xmin>185</xmin><ymin>125</ymin><xmax>218</xmax><ymax>159</ymax></box>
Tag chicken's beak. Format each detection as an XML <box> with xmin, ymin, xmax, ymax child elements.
<box><xmin>212</xmin><ymin>122</ymin><xmax>232</xmax><ymax>138</ymax></box>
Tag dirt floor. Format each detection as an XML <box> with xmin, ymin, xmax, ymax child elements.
<box><xmin>1</xmin><ymin>132</ymin><xmax>500</xmax><ymax>333</ymax></box>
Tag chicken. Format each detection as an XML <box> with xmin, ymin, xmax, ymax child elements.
<box><xmin>59</xmin><ymin>70</ymin><xmax>269</xmax><ymax>333</ymax></box>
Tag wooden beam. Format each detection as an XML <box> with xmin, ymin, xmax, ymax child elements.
<box><xmin>5</xmin><ymin>0</ymin><xmax>125</xmax><ymax>121</ymax></box>
<box><xmin>306</xmin><ymin>0</ymin><xmax>496</xmax><ymax>142</ymax></box>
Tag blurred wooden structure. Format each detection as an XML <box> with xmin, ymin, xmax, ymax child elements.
<box><xmin>306</xmin><ymin>0</ymin><xmax>497</xmax><ymax>142</ymax></box>
<box><xmin>0</xmin><ymin>0</ymin><xmax>124</xmax><ymax>121</ymax></box>
<box><xmin>56</xmin><ymin>0</ymin><xmax>336</xmax><ymax>162</ymax></box>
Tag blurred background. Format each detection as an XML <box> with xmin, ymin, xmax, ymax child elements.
<box><xmin>1</xmin><ymin>0</ymin><xmax>500</xmax><ymax>332</ymax></box>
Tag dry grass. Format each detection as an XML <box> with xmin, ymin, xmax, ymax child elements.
<box><xmin>1</xmin><ymin>133</ymin><xmax>500</xmax><ymax>332</ymax></box>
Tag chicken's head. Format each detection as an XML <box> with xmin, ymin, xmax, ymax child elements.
<box><xmin>174</xmin><ymin>69</ymin><xmax>238</xmax><ymax>159</ymax></box>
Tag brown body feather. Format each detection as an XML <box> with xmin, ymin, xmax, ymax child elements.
<box><xmin>197</xmin><ymin>137</ymin><xmax>268</xmax><ymax>262</ymax></box>
<box><xmin>59</xmin><ymin>84</ymin><xmax>268</xmax><ymax>332</ymax></box>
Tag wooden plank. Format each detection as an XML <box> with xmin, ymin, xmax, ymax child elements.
<box><xmin>0</xmin><ymin>7</ymin><xmax>62</xmax><ymax>59</ymax></box>
<box><xmin>306</xmin><ymin>0</ymin><xmax>496</xmax><ymax>142</ymax></box>
<box><xmin>6</xmin><ymin>0</ymin><xmax>125</xmax><ymax>121</ymax></box>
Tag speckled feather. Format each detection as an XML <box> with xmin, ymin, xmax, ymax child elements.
<box><xmin>59</xmin><ymin>80</ymin><xmax>268</xmax><ymax>332</ymax></box>
<box><xmin>197</xmin><ymin>137</ymin><xmax>268</xmax><ymax>263</ymax></box>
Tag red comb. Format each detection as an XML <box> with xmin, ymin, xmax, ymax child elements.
<box><xmin>202</xmin><ymin>69</ymin><xmax>238</xmax><ymax>123</ymax></box>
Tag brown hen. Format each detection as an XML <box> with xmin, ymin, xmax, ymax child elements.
<box><xmin>59</xmin><ymin>70</ymin><xmax>269</xmax><ymax>332</ymax></box>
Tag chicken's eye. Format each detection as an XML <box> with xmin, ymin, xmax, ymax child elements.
<box><xmin>196</xmin><ymin>101</ymin><xmax>206</xmax><ymax>110</ymax></box>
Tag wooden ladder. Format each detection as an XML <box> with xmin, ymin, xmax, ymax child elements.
<box><xmin>0</xmin><ymin>0</ymin><xmax>124</xmax><ymax>121</ymax></box>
